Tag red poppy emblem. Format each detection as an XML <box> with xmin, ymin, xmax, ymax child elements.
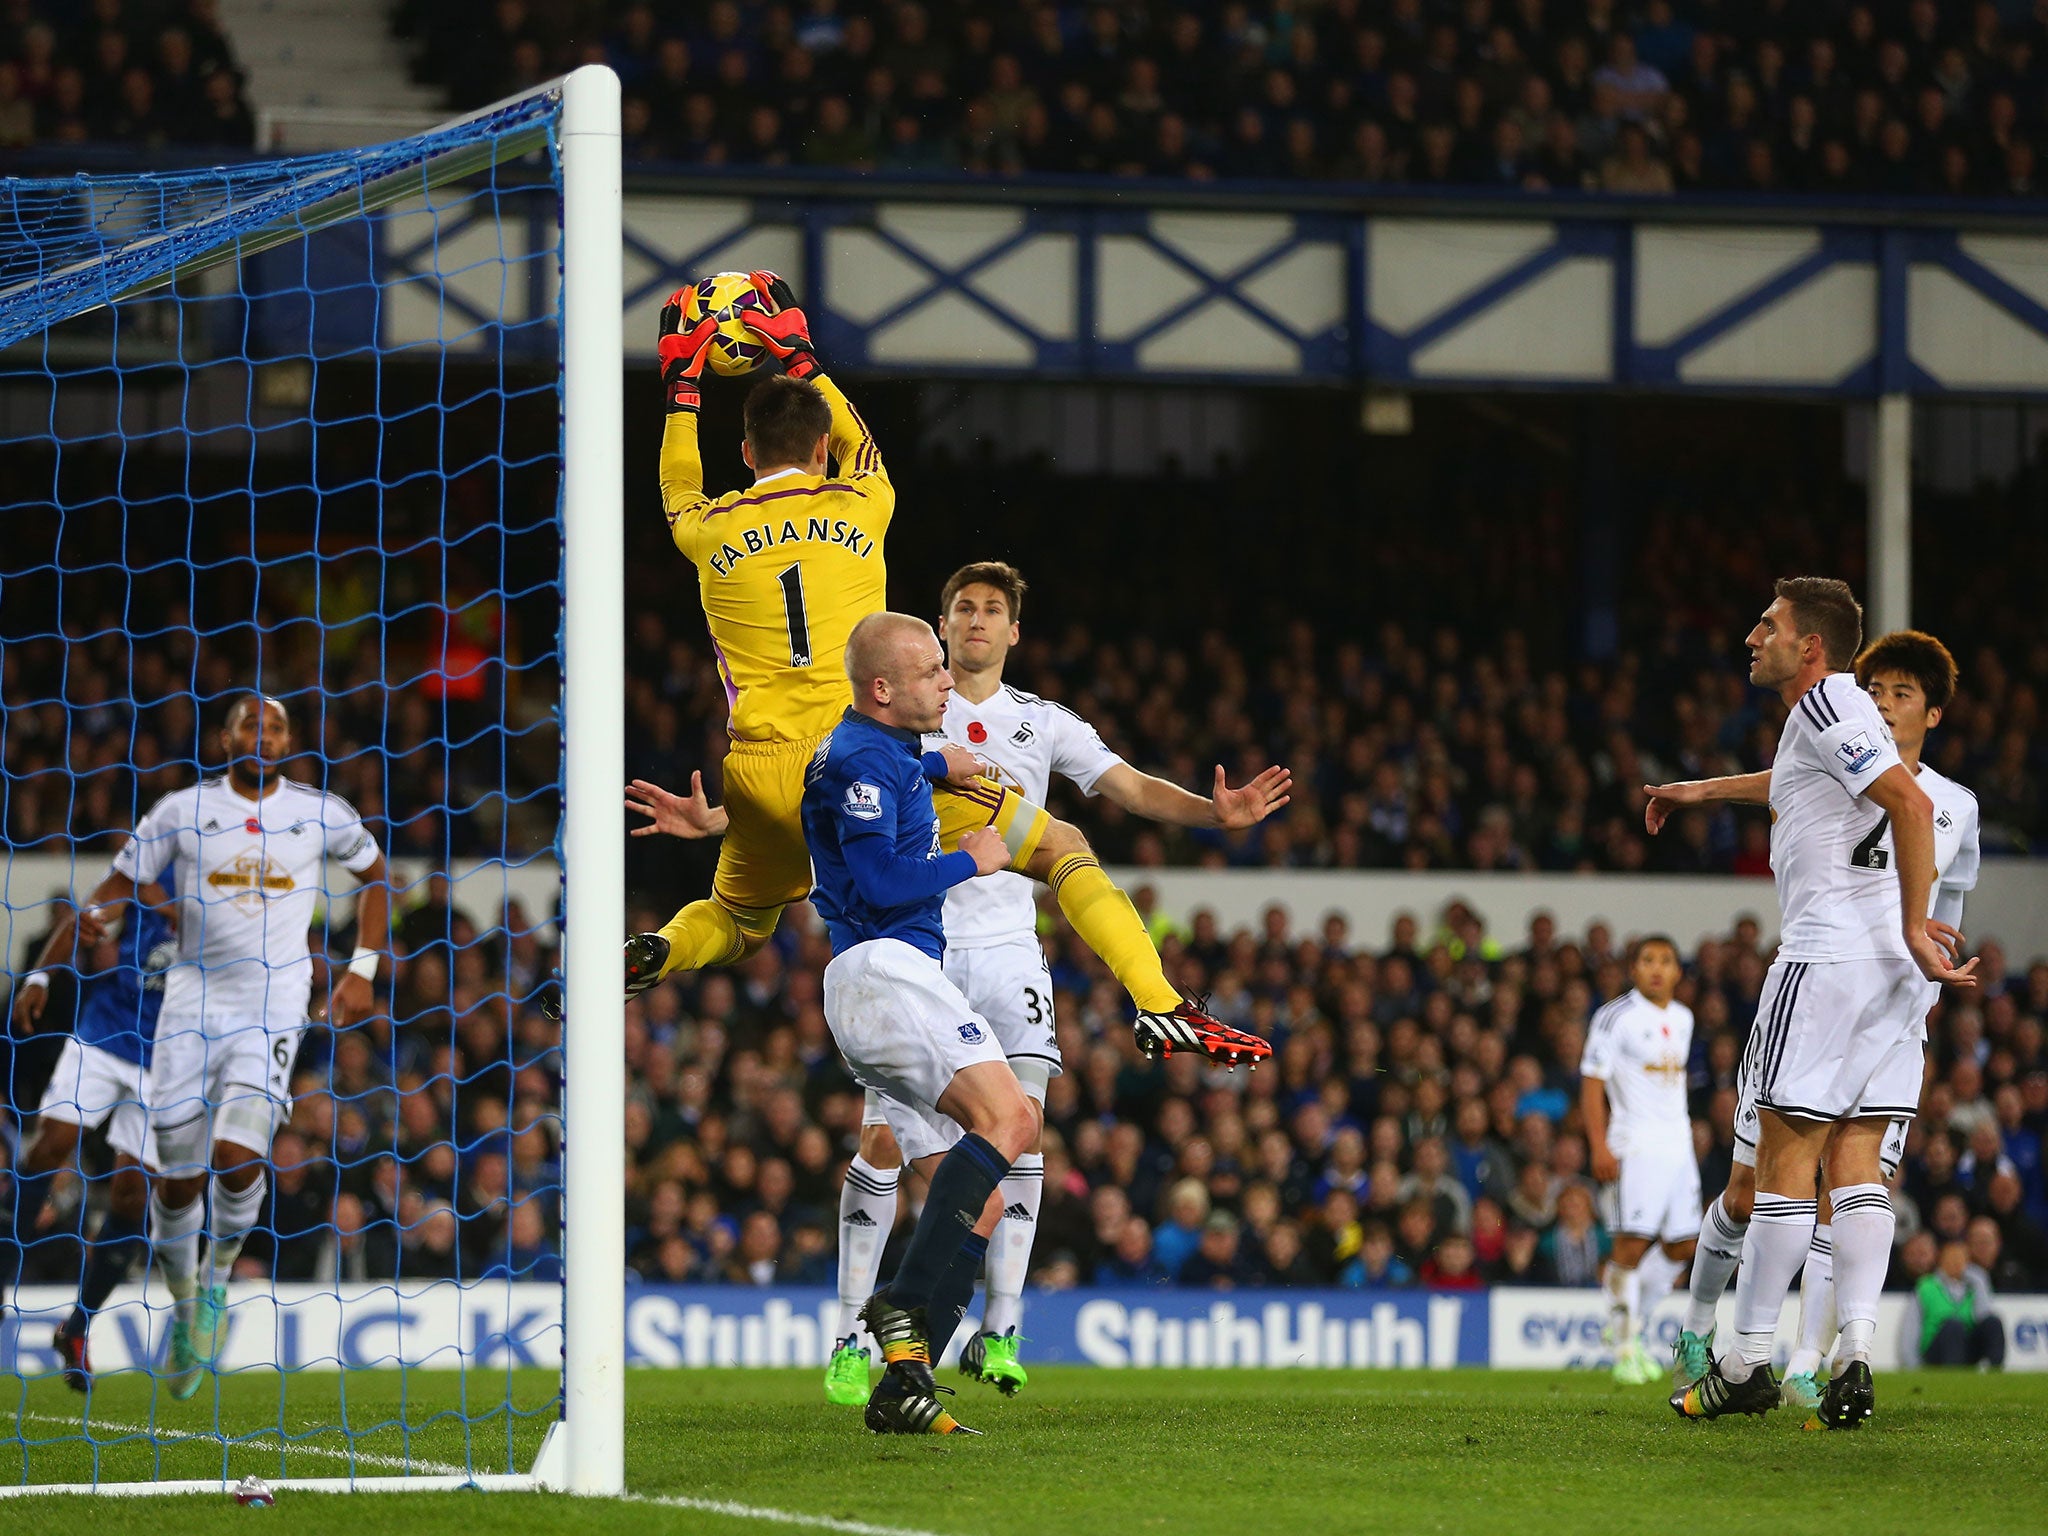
<box><xmin>245</xmin><ymin>818</ymin><xmax>262</xmax><ymax>834</ymax></box>
<box><xmin>967</xmin><ymin>721</ymin><xmax>986</xmax><ymax>744</ymax></box>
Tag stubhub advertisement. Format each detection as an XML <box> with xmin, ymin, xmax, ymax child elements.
<box><xmin>5</xmin><ymin>1283</ymin><xmax>2045</xmax><ymax>1373</ymax></box>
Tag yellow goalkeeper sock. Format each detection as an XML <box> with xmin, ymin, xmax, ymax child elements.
<box><xmin>1046</xmin><ymin>853</ymin><xmax>1179</xmax><ymax>1013</ymax></box>
<box><xmin>656</xmin><ymin>898</ymin><xmax>750</xmax><ymax>973</ymax></box>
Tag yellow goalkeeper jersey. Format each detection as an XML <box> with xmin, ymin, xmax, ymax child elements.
<box><xmin>660</xmin><ymin>374</ymin><xmax>893</xmax><ymax>745</ymax></box>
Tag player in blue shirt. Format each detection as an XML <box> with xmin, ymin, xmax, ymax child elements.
<box><xmin>802</xmin><ymin>611</ymin><xmax>1033</xmax><ymax>1437</ymax></box>
<box><xmin>8</xmin><ymin>874</ymin><xmax>175</xmax><ymax>1389</ymax></box>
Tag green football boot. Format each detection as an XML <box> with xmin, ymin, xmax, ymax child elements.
<box><xmin>960</xmin><ymin>1327</ymin><xmax>1028</xmax><ymax>1397</ymax></box>
<box><xmin>824</xmin><ymin>1334</ymin><xmax>872</xmax><ymax>1406</ymax></box>
<box><xmin>164</xmin><ymin>1304</ymin><xmax>204</xmax><ymax>1401</ymax></box>
<box><xmin>1612</xmin><ymin>1341</ymin><xmax>1659</xmax><ymax>1385</ymax></box>
<box><xmin>1780</xmin><ymin>1369</ymin><xmax>1822</xmax><ymax>1412</ymax></box>
<box><xmin>1671</xmin><ymin>1326</ymin><xmax>1714</xmax><ymax>1389</ymax></box>
<box><xmin>191</xmin><ymin>1284</ymin><xmax>230</xmax><ymax>1366</ymax></box>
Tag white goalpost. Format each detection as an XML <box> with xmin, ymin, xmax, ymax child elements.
<box><xmin>0</xmin><ymin>64</ymin><xmax>623</xmax><ymax>1499</ymax></box>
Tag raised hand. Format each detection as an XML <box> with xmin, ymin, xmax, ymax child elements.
<box><xmin>656</xmin><ymin>284</ymin><xmax>718</xmax><ymax>412</ymax></box>
<box><xmin>739</xmin><ymin>270</ymin><xmax>819</xmax><ymax>379</ymax></box>
<box><xmin>626</xmin><ymin>773</ymin><xmax>728</xmax><ymax>839</ymax></box>
<box><xmin>1213</xmin><ymin>764</ymin><xmax>1291</xmax><ymax>829</ymax></box>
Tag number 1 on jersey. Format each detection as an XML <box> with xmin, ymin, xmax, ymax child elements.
<box><xmin>778</xmin><ymin>564</ymin><xmax>812</xmax><ymax>668</ymax></box>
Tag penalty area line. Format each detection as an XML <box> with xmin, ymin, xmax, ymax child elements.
<box><xmin>630</xmin><ymin>1492</ymin><xmax>959</xmax><ymax>1536</ymax></box>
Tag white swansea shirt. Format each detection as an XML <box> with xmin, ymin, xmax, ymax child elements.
<box><xmin>1876</xmin><ymin>762</ymin><xmax>1982</xmax><ymax>1031</ymax></box>
<box><xmin>111</xmin><ymin>776</ymin><xmax>382</xmax><ymax>1027</ymax></box>
<box><xmin>1580</xmin><ymin>988</ymin><xmax>1695</xmax><ymax>1158</ymax></box>
<box><xmin>1767</xmin><ymin>672</ymin><xmax>1908</xmax><ymax>963</ymax></box>
<box><xmin>925</xmin><ymin>684</ymin><xmax>1123</xmax><ymax>949</ymax></box>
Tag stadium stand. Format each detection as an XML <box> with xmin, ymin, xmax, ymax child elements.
<box><xmin>392</xmin><ymin>0</ymin><xmax>2048</xmax><ymax>198</ymax></box>
<box><xmin>0</xmin><ymin>0</ymin><xmax>255</xmax><ymax>151</ymax></box>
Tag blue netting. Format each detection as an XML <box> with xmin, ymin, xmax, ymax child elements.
<box><xmin>1</xmin><ymin>93</ymin><xmax>567</xmax><ymax>1487</ymax></box>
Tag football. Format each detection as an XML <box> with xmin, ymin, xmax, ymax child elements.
<box><xmin>232</xmin><ymin>1475</ymin><xmax>275</xmax><ymax>1507</ymax></box>
<box><xmin>685</xmin><ymin>271</ymin><xmax>772</xmax><ymax>377</ymax></box>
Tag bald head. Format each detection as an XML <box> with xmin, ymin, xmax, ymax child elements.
<box><xmin>845</xmin><ymin>611</ymin><xmax>954</xmax><ymax>732</ymax></box>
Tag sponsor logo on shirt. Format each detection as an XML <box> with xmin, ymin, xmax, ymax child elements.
<box><xmin>842</xmin><ymin>782</ymin><xmax>882</xmax><ymax>821</ymax></box>
<box><xmin>205</xmin><ymin>853</ymin><xmax>295</xmax><ymax>915</ymax></box>
<box><xmin>1836</xmin><ymin>733</ymin><xmax>1882</xmax><ymax>774</ymax></box>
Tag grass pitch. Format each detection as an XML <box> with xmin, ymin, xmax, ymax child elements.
<box><xmin>5</xmin><ymin>1366</ymin><xmax>2041</xmax><ymax>1536</ymax></box>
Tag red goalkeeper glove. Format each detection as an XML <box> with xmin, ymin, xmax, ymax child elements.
<box><xmin>656</xmin><ymin>285</ymin><xmax>718</xmax><ymax>413</ymax></box>
<box><xmin>740</xmin><ymin>269</ymin><xmax>820</xmax><ymax>380</ymax></box>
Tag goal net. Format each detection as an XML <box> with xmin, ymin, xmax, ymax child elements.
<box><xmin>0</xmin><ymin>69</ymin><xmax>623</xmax><ymax>1497</ymax></box>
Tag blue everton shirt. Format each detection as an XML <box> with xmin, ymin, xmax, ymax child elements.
<box><xmin>801</xmin><ymin>708</ymin><xmax>980</xmax><ymax>961</ymax></box>
<box><xmin>75</xmin><ymin>879</ymin><xmax>176</xmax><ymax>1068</ymax></box>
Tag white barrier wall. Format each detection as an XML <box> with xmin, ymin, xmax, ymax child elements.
<box><xmin>8</xmin><ymin>857</ymin><xmax>2047</xmax><ymax>969</ymax></box>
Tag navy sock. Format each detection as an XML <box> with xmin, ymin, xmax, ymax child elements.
<box><xmin>3</xmin><ymin>1169</ymin><xmax>56</xmax><ymax>1290</ymax></box>
<box><xmin>75</xmin><ymin>1211</ymin><xmax>148</xmax><ymax>1323</ymax></box>
<box><xmin>927</xmin><ymin>1232</ymin><xmax>989</xmax><ymax>1363</ymax></box>
<box><xmin>887</xmin><ymin>1134</ymin><xmax>1009</xmax><ymax>1312</ymax></box>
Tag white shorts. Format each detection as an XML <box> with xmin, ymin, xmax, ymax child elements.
<box><xmin>1742</xmin><ymin>957</ymin><xmax>1927</xmax><ymax>1125</ymax></box>
<box><xmin>1614</xmin><ymin>1146</ymin><xmax>1702</xmax><ymax>1243</ymax></box>
<box><xmin>36</xmin><ymin>1037</ymin><xmax>153</xmax><ymax>1164</ymax></box>
<box><xmin>943</xmin><ymin>936</ymin><xmax>1062</xmax><ymax>1085</ymax></box>
<box><xmin>824</xmin><ymin>938</ymin><xmax>1005</xmax><ymax>1117</ymax></box>
<box><xmin>147</xmin><ymin>1015</ymin><xmax>302</xmax><ymax>1169</ymax></box>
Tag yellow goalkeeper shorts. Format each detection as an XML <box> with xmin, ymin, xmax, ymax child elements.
<box><xmin>712</xmin><ymin>738</ymin><xmax>1051</xmax><ymax>915</ymax></box>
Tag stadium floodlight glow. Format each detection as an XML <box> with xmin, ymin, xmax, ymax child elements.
<box><xmin>0</xmin><ymin>65</ymin><xmax>622</xmax><ymax>1498</ymax></box>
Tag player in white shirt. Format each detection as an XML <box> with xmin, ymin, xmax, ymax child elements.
<box><xmin>1778</xmin><ymin>630</ymin><xmax>1979</xmax><ymax>1408</ymax></box>
<box><xmin>1651</xmin><ymin>629</ymin><xmax>1982</xmax><ymax>1414</ymax></box>
<box><xmin>1580</xmin><ymin>936</ymin><xmax>1697</xmax><ymax>1385</ymax></box>
<box><xmin>93</xmin><ymin>694</ymin><xmax>390</xmax><ymax>1397</ymax></box>
<box><xmin>848</xmin><ymin>563</ymin><xmax>1284</xmax><ymax>1400</ymax></box>
<box><xmin>1643</xmin><ymin>583</ymin><xmax>1974</xmax><ymax>1426</ymax></box>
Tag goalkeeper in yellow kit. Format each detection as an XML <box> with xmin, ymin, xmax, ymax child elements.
<box><xmin>631</xmin><ymin>272</ymin><xmax>1262</xmax><ymax>1067</ymax></box>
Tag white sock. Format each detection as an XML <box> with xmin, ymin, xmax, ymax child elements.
<box><xmin>150</xmin><ymin>1190</ymin><xmax>205</xmax><ymax>1303</ymax></box>
<box><xmin>1787</xmin><ymin>1222</ymin><xmax>1836</xmax><ymax>1377</ymax></box>
<box><xmin>1603</xmin><ymin>1261</ymin><xmax>1638</xmax><ymax>1345</ymax></box>
<box><xmin>206</xmin><ymin>1173</ymin><xmax>268</xmax><ymax>1286</ymax></box>
<box><xmin>1727</xmin><ymin>1193</ymin><xmax>1816</xmax><ymax>1373</ymax></box>
<box><xmin>834</xmin><ymin>1155</ymin><xmax>899</xmax><ymax>1343</ymax></box>
<box><xmin>1684</xmin><ymin>1196</ymin><xmax>1746</xmax><ymax>1336</ymax></box>
<box><xmin>1828</xmin><ymin>1184</ymin><xmax>1893</xmax><ymax>1368</ymax></box>
<box><xmin>1635</xmin><ymin>1245</ymin><xmax>1684</xmax><ymax>1333</ymax></box>
<box><xmin>981</xmin><ymin>1153</ymin><xmax>1042</xmax><ymax>1338</ymax></box>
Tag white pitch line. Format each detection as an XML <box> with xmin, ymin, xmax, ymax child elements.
<box><xmin>17</xmin><ymin>1413</ymin><xmax>470</xmax><ymax>1477</ymax></box>
<box><xmin>630</xmin><ymin>1493</ymin><xmax>957</xmax><ymax>1536</ymax></box>
<box><xmin>13</xmin><ymin>1417</ymin><xmax>965</xmax><ymax>1536</ymax></box>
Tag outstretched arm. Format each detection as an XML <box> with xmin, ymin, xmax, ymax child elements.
<box><xmin>1641</xmin><ymin>770</ymin><xmax>1773</xmax><ymax>834</ymax></box>
<box><xmin>655</xmin><ymin>284</ymin><xmax>718</xmax><ymax>548</ymax></box>
<box><xmin>1093</xmin><ymin>763</ymin><xmax>1292</xmax><ymax>830</ymax></box>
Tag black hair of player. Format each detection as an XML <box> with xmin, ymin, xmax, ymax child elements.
<box><xmin>1773</xmin><ymin>575</ymin><xmax>1863</xmax><ymax>670</ymax></box>
<box><xmin>1853</xmin><ymin>628</ymin><xmax>1958</xmax><ymax>713</ymax></box>
<box><xmin>742</xmin><ymin>374</ymin><xmax>832</xmax><ymax>470</ymax></box>
<box><xmin>1627</xmin><ymin>933</ymin><xmax>1680</xmax><ymax>968</ymax></box>
<box><xmin>940</xmin><ymin>560</ymin><xmax>1028</xmax><ymax>624</ymax></box>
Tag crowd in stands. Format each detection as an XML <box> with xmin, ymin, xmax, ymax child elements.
<box><xmin>404</xmin><ymin>0</ymin><xmax>2048</xmax><ymax>198</ymax></box>
<box><xmin>612</xmin><ymin>894</ymin><xmax>2048</xmax><ymax>1295</ymax></box>
<box><xmin>7</xmin><ymin>873</ymin><xmax>2046</xmax><ymax>1299</ymax></box>
<box><xmin>0</xmin><ymin>0</ymin><xmax>255</xmax><ymax>153</ymax></box>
